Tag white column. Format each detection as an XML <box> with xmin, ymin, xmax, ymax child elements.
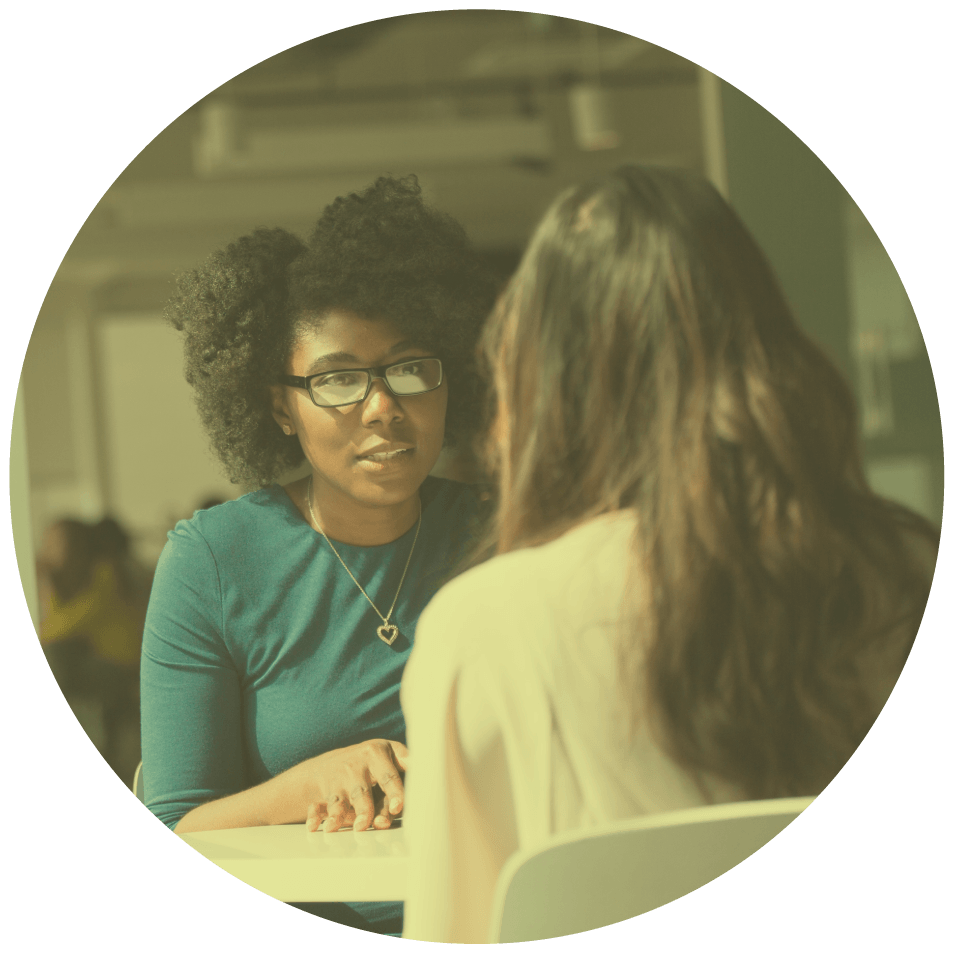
<box><xmin>698</xmin><ymin>68</ymin><xmax>729</xmax><ymax>199</ymax></box>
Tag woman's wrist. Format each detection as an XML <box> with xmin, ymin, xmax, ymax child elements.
<box><xmin>174</xmin><ymin>767</ymin><xmax>307</xmax><ymax>834</ymax></box>
<box><xmin>267</xmin><ymin>759</ymin><xmax>310</xmax><ymax>824</ymax></box>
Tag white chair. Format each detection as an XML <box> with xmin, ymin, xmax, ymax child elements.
<box><xmin>488</xmin><ymin>796</ymin><xmax>814</xmax><ymax>943</ymax></box>
<box><xmin>131</xmin><ymin>761</ymin><xmax>144</xmax><ymax>802</ymax></box>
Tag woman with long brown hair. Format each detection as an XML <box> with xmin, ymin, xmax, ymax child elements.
<box><xmin>398</xmin><ymin>165</ymin><xmax>939</xmax><ymax>942</ymax></box>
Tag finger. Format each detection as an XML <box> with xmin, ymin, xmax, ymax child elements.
<box><xmin>306</xmin><ymin>802</ymin><xmax>327</xmax><ymax>834</ymax></box>
<box><xmin>373</xmin><ymin>767</ymin><xmax>405</xmax><ymax>817</ymax></box>
<box><xmin>324</xmin><ymin>795</ymin><xmax>352</xmax><ymax>833</ymax></box>
<box><xmin>369</xmin><ymin>749</ymin><xmax>407</xmax><ymax>816</ymax></box>
<box><xmin>372</xmin><ymin>800</ymin><xmax>392</xmax><ymax>830</ymax></box>
<box><xmin>348</xmin><ymin>781</ymin><xmax>377</xmax><ymax>832</ymax></box>
<box><xmin>323</xmin><ymin>813</ymin><xmax>356</xmax><ymax>832</ymax></box>
<box><xmin>372</xmin><ymin>785</ymin><xmax>389</xmax><ymax>824</ymax></box>
<box><xmin>388</xmin><ymin>741</ymin><xmax>410</xmax><ymax>773</ymax></box>
<box><xmin>322</xmin><ymin>809</ymin><xmax>357</xmax><ymax>832</ymax></box>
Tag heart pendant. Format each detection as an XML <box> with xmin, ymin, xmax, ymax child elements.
<box><xmin>377</xmin><ymin>624</ymin><xmax>399</xmax><ymax>646</ymax></box>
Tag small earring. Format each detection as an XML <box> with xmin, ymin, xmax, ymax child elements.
<box><xmin>282</xmin><ymin>425</ymin><xmax>293</xmax><ymax>435</ymax></box>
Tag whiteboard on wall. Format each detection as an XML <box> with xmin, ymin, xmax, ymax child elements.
<box><xmin>95</xmin><ymin>314</ymin><xmax>241</xmax><ymax>562</ymax></box>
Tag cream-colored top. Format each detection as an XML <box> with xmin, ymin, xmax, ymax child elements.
<box><xmin>400</xmin><ymin>511</ymin><xmax>742</xmax><ymax>943</ymax></box>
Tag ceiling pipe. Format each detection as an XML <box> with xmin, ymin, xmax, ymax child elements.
<box><xmin>197</xmin><ymin>67</ymin><xmax>698</xmax><ymax>111</ymax></box>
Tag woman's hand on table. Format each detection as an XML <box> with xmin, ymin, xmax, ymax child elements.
<box><xmin>171</xmin><ymin>738</ymin><xmax>409</xmax><ymax>835</ymax></box>
<box><xmin>296</xmin><ymin>739</ymin><xmax>409</xmax><ymax>833</ymax></box>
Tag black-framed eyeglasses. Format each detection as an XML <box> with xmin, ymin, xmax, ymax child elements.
<box><xmin>280</xmin><ymin>357</ymin><xmax>444</xmax><ymax>408</ymax></box>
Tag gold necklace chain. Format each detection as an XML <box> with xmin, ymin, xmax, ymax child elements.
<box><xmin>306</xmin><ymin>474</ymin><xmax>422</xmax><ymax>646</ymax></box>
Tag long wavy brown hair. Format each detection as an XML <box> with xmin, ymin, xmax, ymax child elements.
<box><xmin>477</xmin><ymin>165</ymin><xmax>939</xmax><ymax>800</ymax></box>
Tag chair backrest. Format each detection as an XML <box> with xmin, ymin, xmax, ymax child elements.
<box><xmin>132</xmin><ymin>761</ymin><xmax>144</xmax><ymax>802</ymax></box>
<box><xmin>489</xmin><ymin>796</ymin><xmax>814</xmax><ymax>943</ymax></box>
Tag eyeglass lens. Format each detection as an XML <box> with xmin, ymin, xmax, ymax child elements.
<box><xmin>311</xmin><ymin>358</ymin><xmax>442</xmax><ymax>406</ymax></box>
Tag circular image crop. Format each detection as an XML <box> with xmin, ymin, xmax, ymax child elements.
<box><xmin>10</xmin><ymin>7</ymin><xmax>945</xmax><ymax>949</ymax></box>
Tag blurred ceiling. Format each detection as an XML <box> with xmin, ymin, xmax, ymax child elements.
<box><xmin>56</xmin><ymin>11</ymin><xmax>707</xmax><ymax>293</ymax></box>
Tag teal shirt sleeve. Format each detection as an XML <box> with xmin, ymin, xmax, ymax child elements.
<box><xmin>138</xmin><ymin>479</ymin><xmax>482</xmax><ymax>935</ymax></box>
<box><xmin>140</xmin><ymin>519</ymin><xmax>247</xmax><ymax>830</ymax></box>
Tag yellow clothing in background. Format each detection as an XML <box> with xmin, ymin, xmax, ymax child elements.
<box><xmin>40</xmin><ymin>561</ymin><xmax>142</xmax><ymax>668</ymax></box>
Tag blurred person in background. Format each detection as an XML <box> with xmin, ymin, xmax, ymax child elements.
<box><xmin>400</xmin><ymin>165</ymin><xmax>940</xmax><ymax>942</ymax></box>
<box><xmin>37</xmin><ymin>516</ymin><xmax>151</xmax><ymax>783</ymax></box>
<box><xmin>142</xmin><ymin>175</ymin><xmax>496</xmax><ymax>937</ymax></box>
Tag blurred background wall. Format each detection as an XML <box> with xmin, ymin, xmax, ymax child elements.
<box><xmin>19</xmin><ymin>8</ymin><xmax>943</xmax><ymax>571</ymax></box>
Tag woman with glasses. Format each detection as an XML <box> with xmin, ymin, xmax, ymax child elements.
<box><xmin>140</xmin><ymin>176</ymin><xmax>495</xmax><ymax>937</ymax></box>
<box><xmin>399</xmin><ymin>165</ymin><xmax>940</xmax><ymax>942</ymax></box>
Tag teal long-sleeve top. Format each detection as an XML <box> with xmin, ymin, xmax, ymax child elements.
<box><xmin>140</xmin><ymin>476</ymin><xmax>484</xmax><ymax>934</ymax></box>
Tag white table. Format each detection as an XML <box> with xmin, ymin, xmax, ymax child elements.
<box><xmin>179</xmin><ymin>824</ymin><xmax>408</xmax><ymax>901</ymax></box>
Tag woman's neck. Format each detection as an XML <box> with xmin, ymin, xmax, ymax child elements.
<box><xmin>285</xmin><ymin>475</ymin><xmax>421</xmax><ymax>546</ymax></box>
